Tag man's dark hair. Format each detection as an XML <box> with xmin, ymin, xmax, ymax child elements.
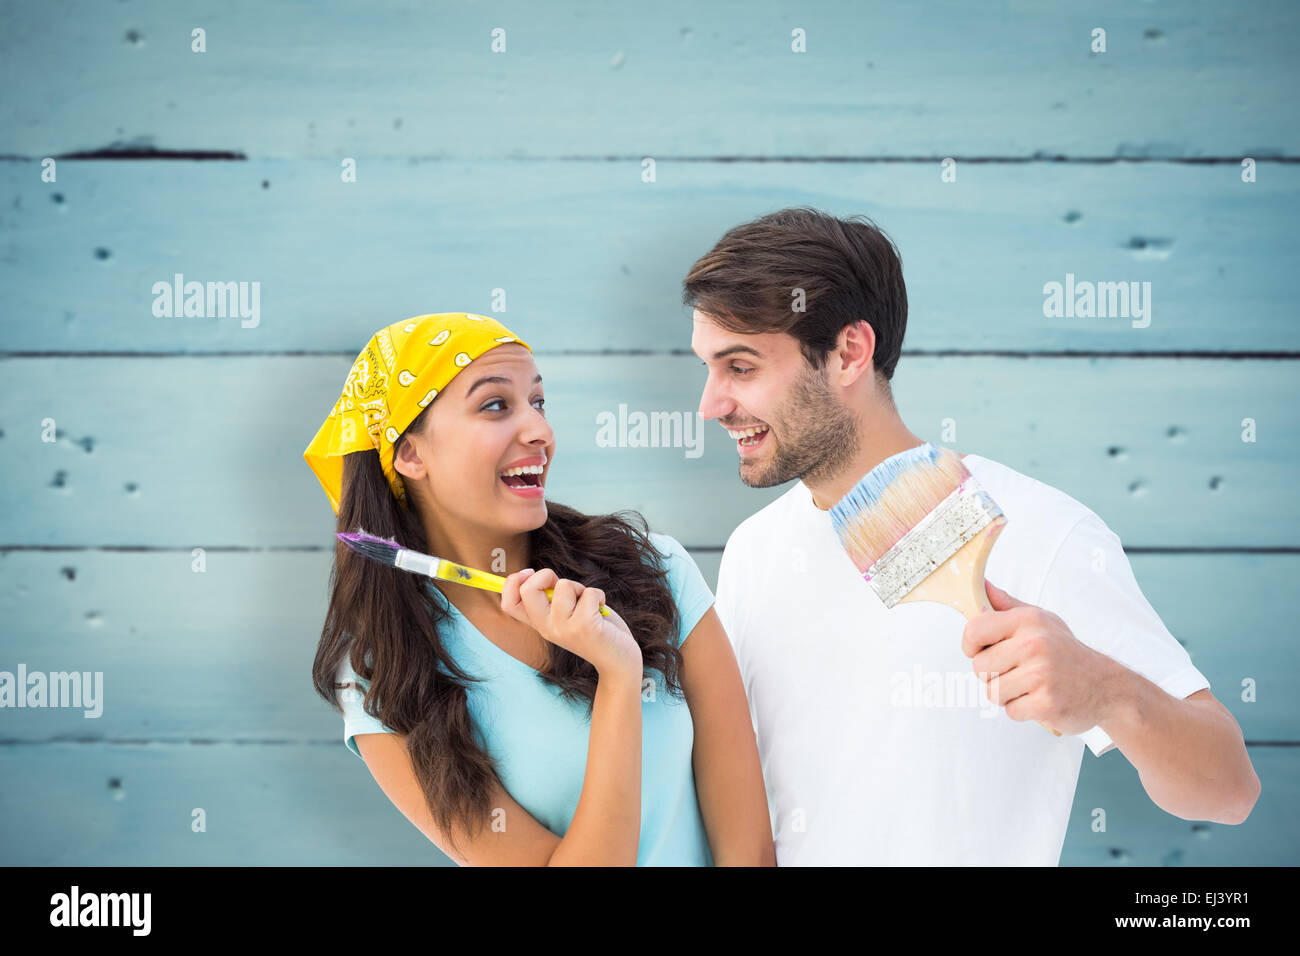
<box><xmin>682</xmin><ymin>206</ymin><xmax>908</xmax><ymax>398</ymax></box>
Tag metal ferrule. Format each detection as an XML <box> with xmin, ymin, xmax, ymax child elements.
<box><xmin>865</xmin><ymin>479</ymin><xmax>1003</xmax><ymax>608</ymax></box>
<box><xmin>393</xmin><ymin>548</ymin><xmax>439</xmax><ymax>578</ymax></box>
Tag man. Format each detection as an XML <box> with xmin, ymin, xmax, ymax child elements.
<box><xmin>684</xmin><ymin>206</ymin><xmax>1260</xmax><ymax>865</ymax></box>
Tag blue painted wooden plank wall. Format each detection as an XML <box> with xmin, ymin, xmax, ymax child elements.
<box><xmin>0</xmin><ymin>0</ymin><xmax>1296</xmax><ymax>867</ymax></box>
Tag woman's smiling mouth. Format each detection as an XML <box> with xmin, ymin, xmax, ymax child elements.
<box><xmin>498</xmin><ymin>457</ymin><xmax>546</xmax><ymax>498</ymax></box>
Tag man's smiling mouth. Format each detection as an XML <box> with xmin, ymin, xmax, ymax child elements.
<box><xmin>724</xmin><ymin>423</ymin><xmax>770</xmax><ymax>450</ymax></box>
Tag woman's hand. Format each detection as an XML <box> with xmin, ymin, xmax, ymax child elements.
<box><xmin>500</xmin><ymin>568</ymin><xmax>643</xmax><ymax>680</ymax></box>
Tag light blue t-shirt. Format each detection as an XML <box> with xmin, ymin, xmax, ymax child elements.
<box><xmin>335</xmin><ymin>531</ymin><xmax>717</xmax><ymax>866</ymax></box>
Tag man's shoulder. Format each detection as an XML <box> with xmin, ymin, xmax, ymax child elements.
<box><xmin>965</xmin><ymin>452</ymin><xmax>1096</xmax><ymax>531</ymax></box>
<box><xmin>963</xmin><ymin>451</ymin><xmax>1107</xmax><ymax>598</ymax></box>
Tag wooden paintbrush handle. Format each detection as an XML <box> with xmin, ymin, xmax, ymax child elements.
<box><xmin>900</xmin><ymin>517</ymin><xmax>1062</xmax><ymax>737</ymax></box>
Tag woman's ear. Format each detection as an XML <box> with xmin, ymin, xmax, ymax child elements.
<box><xmin>392</xmin><ymin>438</ymin><xmax>424</xmax><ymax>482</ymax></box>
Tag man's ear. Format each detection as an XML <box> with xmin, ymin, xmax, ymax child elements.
<box><xmin>836</xmin><ymin>319</ymin><xmax>877</xmax><ymax>386</ymax></box>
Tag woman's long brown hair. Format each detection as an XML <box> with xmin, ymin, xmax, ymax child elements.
<box><xmin>310</xmin><ymin>403</ymin><xmax>684</xmax><ymax>857</ymax></box>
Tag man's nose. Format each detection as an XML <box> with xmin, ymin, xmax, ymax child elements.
<box><xmin>697</xmin><ymin>372</ymin><xmax>731</xmax><ymax>422</ymax></box>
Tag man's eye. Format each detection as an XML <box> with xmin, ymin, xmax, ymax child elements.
<box><xmin>699</xmin><ymin>360</ymin><xmax>753</xmax><ymax>376</ymax></box>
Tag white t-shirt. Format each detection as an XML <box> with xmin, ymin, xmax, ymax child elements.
<box><xmin>713</xmin><ymin>452</ymin><xmax>1210</xmax><ymax>866</ymax></box>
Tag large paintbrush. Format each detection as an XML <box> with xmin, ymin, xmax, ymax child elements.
<box><xmin>829</xmin><ymin>442</ymin><xmax>1060</xmax><ymax>736</ymax></box>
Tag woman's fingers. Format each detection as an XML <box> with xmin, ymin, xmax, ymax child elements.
<box><xmin>602</xmin><ymin>604</ymin><xmax>627</xmax><ymax>631</ymax></box>
<box><xmin>501</xmin><ymin>569</ymin><xmax>611</xmax><ymax>648</ymax></box>
<box><xmin>500</xmin><ymin>568</ymin><xmax>539</xmax><ymax>623</ymax></box>
<box><xmin>518</xmin><ymin>568</ymin><xmax>564</xmax><ymax>631</ymax></box>
<box><xmin>543</xmin><ymin>575</ymin><xmax>581</xmax><ymax>622</ymax></box>
<box><xmin>578</xmin><ymin>587</ymin><xmax>605</xmax><ymax>615</ymax></box>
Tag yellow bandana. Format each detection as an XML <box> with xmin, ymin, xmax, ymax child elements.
<box><xmin>303</xmin><ymin>312</ymin><xmax>532</xmax><ymax>514</ymax></box>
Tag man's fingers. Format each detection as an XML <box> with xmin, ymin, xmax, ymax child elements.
<box><xmin>962</xmin><ymin>602</ymin><xmax>1039</xmax><ymax>658</ymax></box>
<box><xmin>985</xmin><ymin>666</ymin><xmax>1036</xmax><ymax>707</ymax></box>
<box><xmin>986</xmin><ymin>579</ymin><xmax>1028</xmax><ymax>610</ymax></box>
<box><xmin>971</xmin><ymin>630</ymin><xmax>1027</xmax><ymax>676</ymax></box>
<box><xmin>962</xmin><ymin>615</ymin><xmax>1008</xmax><ymax>658</ymax></box>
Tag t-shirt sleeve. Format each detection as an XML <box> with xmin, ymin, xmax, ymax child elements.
<box><xmin>335</xmin><ymin>654</ymin><xmax>397</xmax><ymax>760</ymax></box>
<box><xmin>1034</xmin><ymin>512</ymin><xmax>1210</xmax><ymax>758</ymax></box>
<box><xmin>650</xmin><ymin>532</ymin><xmax>715</xmax><ymax>649</ymax></box>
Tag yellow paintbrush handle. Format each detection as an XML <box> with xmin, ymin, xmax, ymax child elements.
<box><xmin>436</xmin><ymin>560</ymin><xmax>612</xmax><ymax>616</ymax></box>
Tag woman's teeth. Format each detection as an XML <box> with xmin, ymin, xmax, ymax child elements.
<box><xmin>499</xmin><ymin>463</ymin><xmax>544</xmax><ymax>490</ymax></box>
<box><xmin>499</xmin><ymin>465</ymin><xmax>544</xmax><ymax>478</ymax></box>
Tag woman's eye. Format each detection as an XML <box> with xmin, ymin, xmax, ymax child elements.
<box><xmin>481</xmin><ymin>397</ymin><xmax>546</xmax><ymax>412</ymax></box>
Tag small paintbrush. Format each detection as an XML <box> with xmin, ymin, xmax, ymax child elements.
<box><xmin>828</xmin><ymin>442</ymin><xmax>1060</xmax><ymax>736</ymax></box>
<box><xmin>335</xmin><ymin>529</ymin><xmax>612</xmax><ymax>616</ymax></box>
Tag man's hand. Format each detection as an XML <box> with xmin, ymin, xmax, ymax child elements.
<box><xmin>960</xmin><ymin>579</ymin><xmax>1124</xmax><ymax>736</ymax></box>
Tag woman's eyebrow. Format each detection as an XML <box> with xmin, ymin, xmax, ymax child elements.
<box><xmin>465</xmin><ymin>373</ymin><xmax>543</xmax><ymax>399</ymax></box>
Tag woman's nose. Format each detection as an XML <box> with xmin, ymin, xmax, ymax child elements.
<box><xmin>522</xmin><ymin>409</ymin><xmax>553</xmax><ymax>442</ymax></box>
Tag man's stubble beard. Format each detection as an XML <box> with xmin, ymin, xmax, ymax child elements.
<box><xmin>739</xmin><ymin>361</ymin><xmax>862</xmax><ymax>490</ymax></box>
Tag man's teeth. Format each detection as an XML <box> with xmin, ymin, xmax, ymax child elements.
<box><xmin>499</xmin><ymin>464</ymin><xmax>545</xmax><ymax>477</ymax></box>
<box><xmin>726</xmin><ymin>425</ymin><xmax>769</xmax><ymax>440</ymax></box>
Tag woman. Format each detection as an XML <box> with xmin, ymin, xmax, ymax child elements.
<box><xmin>304</xmin><ymin>311</ymin><xmax>774</xmax><ymax>866</ymax></box>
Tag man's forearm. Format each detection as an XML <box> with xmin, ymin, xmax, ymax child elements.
<box><xmin>1097</xmin><ymin>663</ymin><xmax>1260</xmax><ymax>824</ymax></box>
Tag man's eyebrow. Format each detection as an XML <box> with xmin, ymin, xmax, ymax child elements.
<box><xmin>706</xmin><ymin>345</ymin><xmax>763</xmax><ymax>361</ymax></box>
<box><xmin>466</xmin><ymin>373</ymin><xmax>543</xmax><ymax>399</ymax></box>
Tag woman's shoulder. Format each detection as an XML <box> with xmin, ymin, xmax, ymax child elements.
<box><xmin>643</xmin><ymin>531</ymin><xmax>714</xmax><ymax>634</ymax></box>
<box><xmin>645</xmin><ymin>530</ymin><xmax>691</xmax><ymax>568</ymax></box>
<box><xmin>645</xmin><ymin>528</ymin><xmax>678</xmax><ymax>550</ymax></box>
<box><xmin>644</xmin><ymin>530</ymin><xmax>714</xmax><ymax>578</ymax></box>
<box><xmin>334</xmin><ymin>650</ymin><xmax>369</xmax><ymax>689</ymax></box>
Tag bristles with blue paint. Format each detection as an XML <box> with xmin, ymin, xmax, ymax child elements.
<box><xmin>829</xmin><ymin>443</ymin><xmax>1060</xmax><ymax>736</ymax></box>
<box><xmin>336</xmin><ymin>529</ymin><xmax>611</xmax><ymax>616</ymax></box>
<box><xmin>830</xmin><ymin>443</ymin><xmax>994</xmax><ymax>607</ymax></box>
